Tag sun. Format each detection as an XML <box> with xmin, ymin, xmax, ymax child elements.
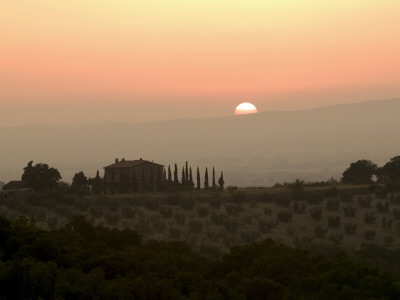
<box><xmin>234</xmin><ymin>102</ymin><xmax>258</xmax><ymax>115</ymax></box>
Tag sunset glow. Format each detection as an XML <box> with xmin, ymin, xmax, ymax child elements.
<box><xmin>0</xmin><ymin>1</ymin><xmax>399</xmax><ymax>125</ymax></box>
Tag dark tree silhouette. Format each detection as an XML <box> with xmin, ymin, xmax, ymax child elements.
<box><xmin>212</xmin><ymin>166</ymin><xmax>216</xmax><ymax>190</ymax></box>
<box><xmin>181</xmin><ymin>167</ymin><xmax>186</xmax><ymax>186</ymax></box>
<box><xmin>197</xmin><ymin>167</ymin><xmax>201</xmax><ymax>190</ymax></box>
<box><xmin>342</xmin><ymin>159</ymin><xmax>378</xmax><ymax>184</ymax></box>
<box><xmin>174</xmin><ymin>164</ymin><xmax>179</xmax><ymax>186</ymax></box>
<box><xmin>72</xmin><ymin>171</ymin><xmax>89</xmax><ymax>193</ymax></box>
<box><xmin>380</xmin><ymin>156</ymin><xmax>400</xmax><ymax>182</ymax></box>
<box><xmin>21</xmin><ymin>161</ymin><xmax>61</xmax><ymax>192</ymax></box>
<box><xmin>185</xmin><ymin>161</ymin><xmax>189</xmax><ymax>183</ymax></box>
<box><xmin>89</xmin><ymin>170</ymin><xmax>103</xmax><ymax>195</ymax></box>
<box><xmin>189</xmin><ymin>167</ymin><xmax>194</xmax><ymax>190</ymax></box>
<box><xmin>218</xmin><ymin>172</ymin><xmax>224</xmax><ymax>191</ymax></box>
<box><xmin>204</xmin><ymin>167</ymin><xmax>209</xmax><ymax>189</ymax></box>
<box><xmin>168</xmin><ymin>165</ymin><xmax>172</xmax><ymax>185</ymax></box>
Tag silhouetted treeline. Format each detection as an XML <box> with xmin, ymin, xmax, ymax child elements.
<box><xmin>0</xmin><ymin>215</ymin><xmax>398</xmax><ymax>299</ymax></box>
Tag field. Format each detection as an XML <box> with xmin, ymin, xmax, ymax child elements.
<box><xmin>1</xmin><ymin>184</ymin><xmax>400</xmax><ymax>255</ymax></box>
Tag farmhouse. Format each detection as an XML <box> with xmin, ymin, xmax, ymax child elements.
<box><xmin>104</xmin><ymin>158</ymin><xmax>164</xmax><ymax>193</ymax></box>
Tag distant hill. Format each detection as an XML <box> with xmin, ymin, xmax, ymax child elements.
<box><xmin>1</xmin><ymin>98</ymin><xmax>399</xmax><ymax>186</ymax></box>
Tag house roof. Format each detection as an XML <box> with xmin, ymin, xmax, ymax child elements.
<box><xmin>2</xmin><ymin>180</ymin><xmax>28</xmax><ymax>190</ymax></box>
<box><xmin>104</xmin><ymin>159</ymin><xmax>163</xmax><ymax>169</ymax></box>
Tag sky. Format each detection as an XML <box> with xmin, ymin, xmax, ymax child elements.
<box><xmin>1</xmin><ymin>0</ymin><xmax>399</xmax><ymax>126</ymax></box>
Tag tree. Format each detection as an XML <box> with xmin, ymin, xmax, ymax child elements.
<box><xmin>72</xmin><ymin>171</ymin><xmax>88</xmax><ymax>192</ymax></box>
<box><xmin>185</xmin><ymin>161</ymin><xmax>189</xmax><ymax>183</ymax></box>
<box><xmin>342</xmin><ymin>159</ymin><xmax>378</xmax><ymax>184</ymax></box>
<box><xmin>218</xmin><ymin>172</ymin><xmax>224</xmax><ymax>191</ymax></box>
<box><xmin>204</xmin><ymin>167</ymin><xmax>209</xmax><ymax>189</ymax></box>
<box><xmin>212</xmin><ymin>167</ymin><xmax>216</xmax><ymax>190</ymax></box>
<box><xmin>189</xmin><ymin>167</ymin><xmax>194</xmax><ymax>190</ymax></box>
<box><xmin>181</xmin><ymin>167</ymin><xmax>186</xmax><ymax>187</ymax></box>
<box><xmin>21</xmin><ymin>161</ymin><xmax>61</xmax><ymax>192</ymax></box>
<box><xmin>174</xmin><ymin>164</ymin><xmax>179</xmax><ymax>186</ymax></box>
<box><xmin>168</xmin><ymin>165</ymin><xmax>172</xmax><ymax>185</ymax></box>
<box><xmin>88</xmin><ymin>170</ymin><xmax>103</xmax><ymax>195</ymax></box>
<box><xmin>196</xmin><ymin>167</ymin><xmax>201</xmax><ymax>190</ymax></box>
<box><xmin>380</xmin><ymin>156</ymin><xmax>400</xmax><ymax>182</ymax></box>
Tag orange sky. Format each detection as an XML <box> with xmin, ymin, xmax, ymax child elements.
<box><xmin>1</xmin><ymin>0</ymin><xmax>399</xmax><ymax>125</ymax></box>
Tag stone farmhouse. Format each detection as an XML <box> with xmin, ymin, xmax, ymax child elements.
<box><xmin>104</xmin><ymin>158</ymin><xmax>164</xmax><ymax>193</ymax></box>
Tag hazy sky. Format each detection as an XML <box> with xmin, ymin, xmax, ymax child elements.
<box><xmin>1</xmin><ymin>0</ymin><xmax>399</xmax><ymax>126</ymax></box>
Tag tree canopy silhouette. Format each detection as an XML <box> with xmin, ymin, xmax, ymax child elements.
<box><xmin>342</xmin><ymin>159</ymin><xmax>378</xmax><ymax>184</ymax></box>
<box><xmin>21</xmin><ymin>161</ymin><xmax>61</xmax><ymax>192</ymax></box>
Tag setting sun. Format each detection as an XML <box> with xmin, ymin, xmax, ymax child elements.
<box><xmin>234</xmin><ymin>102</ymin><xmax>258</xmax><ymax>115</ymax></box>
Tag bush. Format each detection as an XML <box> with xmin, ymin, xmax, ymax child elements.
<box><xmin>328</xmin><ymin>216</ymin><xmax>341</xmax><ymax>228</ymax></box>
<box><xmin>358</xmin><ymin>196</ymin><xmax>372</xmax><ymax>208</ymax></box>
<box><xmin>231</xmin><ymin>193</ymin><xmax>245</xmax><ymax>204</ymax></box>
<box><xmin>180</xmin><ymin>197</ymin><xmax>195</xmax><ymax>210</ymax></box>
<box><xmin>293</xmin><ymin>202</ymin><xmax>306</xmax><ymax>214</ymax></box>
<box><xmin>224</xmin><ymin>219</ymin><xmax>239</xmax><ymax>233</ymax></box>
<box><xmin>324</xmin><ymin>187</ymin><xmax>338</xmax><ymax>198</ymax></box>
<box><xmin>259</xmin><ymin>193</ymin><xmax>275</xmax><ymax>203</ymax></box>
<box><xmin>390</xmin><ymin>194</ymin><xmax>400</xmax><ymax>205</ymax></box>
<box><xmin>340</xmin><ymin>191</ymin><xmax>354</xmax><ymax>203</ymax></box>
<box><xmin>189</xmin><ymin>219</ymin><xmax>203</xmax><ymax>233</ymax></box>
<box><xmin>384</xmin><ymin>235</ymin><xmax>394</xmax><ymax>247</ymax></box>
<box><xmin>326</xmin><ymin>199</ymin><xmax>340</xmax><ymax>211</ymax></box>
<box><xmin>310</xmin><ymin>208</ymin><xmax>322</xmax><ymax>220</ymax></box>
<box><xmin>277</xmin><ymin>210</ymin><xmax>292</xmax><ymax>223</ymax></box>
<box><xmin>196</xmin><ymin>205</ymin><xmax>209</xmax><ymax>218</ymax></box>
<box><xmin>344</xmin><ymin>223</ymin><xmax>357</xmax><ymax>235</ymax></box>
<box><xmin>168</xmin><ymin>226</ymin><xmax>182</xmax><ymax>239</ymax></box>
<box><xmin>264</xmin><ymin>208</ymin><xmax>272</xmax><ymax>215</ymax></box>
<box><xmin>121</xmin><ymin>206</ymin><xmax>137</xmax><ymax>219</ymax></box>
<box><xmin>375</xmin><ymin>187</ymin><xmax>388</xmax><ymax>199</ymax></box>
<box><xmin>159</xmin><ymin>206</ymin><xmax>173</xmax><ymax>219</ymax></box>
<box><xmin>144</xmin><ymin>199</ymin><xmax>160</xmax><ymax>211</ymax></box>
<box><xmin>381</xmin><ymin>217</ymin><xmax>392</xmax><ymax>229</ymax></box>
<box><xmin>105</xmin><ymin>212</ymin><xmax>119</xmax><ymax>226</ymax></box>
<box><xmin>208</xmin><ymin>198</ymin><xmax>222</xmax><ymax>209</ymax></box>
<box><xmin>240</xmin><ymin>230</ymin><xmax>261</xmax><ymax>243</ymax></box>
<box><xmin>257</xmin><ymin>219</ymin><xmax>275</xmax><ymax>233</ymax></box>
<box><xmin>393</xmin><ymin>208</ymin><xmax>400</xmax><ymax>220</ymax></box>
<box><xmin>364</xmin><ymin>230</ymin><xmax>376</xmax><ymax>240</ymax></box>
<box><xmin>211</xmin><ymin>212</ymin><xmax>227</xmax><ymax>226</ymax></box>
<box><xmin>364</xmin><ymin>212</ymin><xmax>376</xmax><ymax>224</ymax></box>
<box><xmin>329</xmin><ymin>233</ymin><xmax>343</xmax><ymax>245</ymax></box>
<box><xmin>376</xmin><ymin>201</ymin><xmax>389</xmax><ymax>213</ymax></box>
<box><xmin>274</xmin><ymin>194</ymin><xmax>292</xmax><ymax>207</ymax></box>
<box><xmin>314</xmin><ymin>226</ymin><xmax>328</xmax><ymax>238</ymax></box>
<box><xmin>286</xmin><ymin>225</ymin><xmax>296</xmax><ymax>237</ymax></box>
<box><xmin>166</xmin><ymin>194</ymin><xmax>181</xmax><ymax>206</ymax></box>
<box><xmin>174</xmin><ymin>213</ymin><xmax>186</xmax><ymax>226</ymax></box>
<box><xmin>225</xmin><ymin>204</ymin><xmax>242</xmax><ymax>216</ymax></box>
<box><xmin>306</xmin><ymin>193</ymin><xmax>324</xmax><ymax>205</ymax></box>
<box><xmin>343</xmin><ymin>206</ymin><xmax>356</xmax><ymax>217</ymax></box>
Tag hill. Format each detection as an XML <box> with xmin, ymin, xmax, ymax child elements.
<box><xmin>0</xmin><ymin>98</ymin><xmax>399</xmax><ymax>185</ymax></box>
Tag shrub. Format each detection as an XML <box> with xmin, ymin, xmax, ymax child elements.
<box><xmin>326</xmin><ymin>199</ymin><xmax>340</xmax><ymax>211</ymax></box>
<box><xmin>344</xmin><ymin>223</ymin><xmax>357</xmax><ymax>235</ymax></box>
<box><xmin>328</xmin><ymin>216</ymin><xmax>341</xmax><ymax>228</ymax></box>
<box><xmin>393</xmin><ymin>208</ymin><xmax>400</xmax><ymax>220</ymax></box>
<box><xmin>364</xmin><ymin>230</ymin><xmax>376</xmax><ymax>240</ymax></box>
<box><xmin>375</xmin><ymin>187</ymin><xmax>388</xmax><ymax>199</ymax></box>
<box><xmin>264</xmin><ymin>208</ymin><xmax>272</xmax><ymax>215</ymax></box>
<box><xmin>274</xmin><ymin>194</ymin><xmax>292</xmax><ymax>207</ymax></box>
<box><xmin>208</xmin><ymin>198</ymin><xmax>222</xmax><ymax>209</ymax></box>
<box><xmin>105</xmin><ymin>212</ymin><xmax>119</xmax><ymax>226</ymax></box>
<box><xmin>277</xmin><ymin>210</ymin><xmax>292</xmax><ymax>223</ymax></box>
<box><xmin>159</xmin><ymin>206</ymin><xmax>173</xmax><ymax>219</ymax></box>
<box><xmin>384</xmin><ymin>235</ymin><xmax>394</xmax><ymax>247</ymax></box>
<box><xmin>224</xmin><ymin>219</ymin><xmax>239</xmax><ymax>233</ymax></box>
<box><xmin>381</xmin><ymin>217</ymin><xmax>392</xmax><ymax>229</ymax></box>
<box><xmin>180</xmin><ymin>197</ymin><xmax>195</xmax><ymax>210</ymax></box>
<box><xmin>90</xmin><ymin>206</ymin><xmax>104</xmax><ymax>218</ymax></box>
<box><xmin>364</xmin><ymin>212</ymin><xmax>376</xmax><ymax>224</ymax></box>
<box><xmin>189</xmin><ymin>219</ymin><xmax>203</xmax><ymax>233</ymax></box>
<box><xmin>306</xmin><ymin>193</ymin><xmax>324</xmax><ymax>205</ymax></box>
<box><xmin>168</xmin><ymin>226</ymin><xmax>182</xmax><ymax>239</ymax></box>
<box><xmin>231</xmin><ymin>193</ymin><xmax>245</xmax><ymax>204</ymax></box>
<box><xmin>196</xmin><ymin>205</ymin><xmax>209</xmax><ymax>218</ymax></box>
<box><xmin>310</xmin><ymin>208</ymin><xmax>322</xmax><ymax>220</ymax></box>
<box><xmin>286</xmin><ymin>225</ymin><xmax>296</xmax><ymax>237</ymax></box>
<box><xmin>329</xmin><ymin>233</ymin><xmax>343</xmax><ymax>245</ymax></box>
<box><xmin>390</xmin><ymin>194</ymin><xmax>400</xmax><ymax>205</ymax></box>
<box><xmin>174</xmin><ymin>213</ymin><xmax>186</xmax><ymax>226</ymax></box>
<box><xmin>340</xmin><ymin>191</ymin><xmax>354</xmax><ymax>203</ymax></box>
<box><xmin>240</xmin><ymin>230</ymin><xmax>261</xmax><ymax>243</ymax></box>
<box><xmin>225</xmin><ymin>204</ymin><xmax>242</xmax><ymax>216</ymax></box>
<box><xmin>293</xmin><ymin>202</ymin><xmax>306</xmax><ymax>214</ymax></box>
<box><xmin>324</xmin><ymin>187</ymin><xmax>338</xmax><ymax>198</ymax></box>
<box><xmin>211</xmin><ymin>212</ymin><xmax>227</xmax><ymax>226</ymax></box>
<box><xmin>257</xmin><ymin>219</ymin><xmax>275</xmax><ymax>233</ymax></box>
<box><xmin>259</xmin><ymin>193</ymin><xmax>275</xmax><ymax>203</ymax></box>
<box><xmin>376</xmin><ymin>201</ymin><xmax>389</xmax><ymax>213</ymax></box>
<box><xmin>166</xmin><ymin>194</ymin><xmax>181</xmax><ymax>206</ymax></box>
<box><xmin>314</xmin><ymin>226</ymin><xmax>328</xmax><ymax>238</ymax></box>
<box><xmin>144</xmin><ymin>199</ymin><xmax>160</xmax><ymax>211</ymax></box>
<box><xmin>121</xmin><ymin>206</ymin><xmax>137</xmax><ymax>219</ymax></box>
<box><xmin>358</xmin><ymin>196</ymin><xmax>372</xmax><ymax>208</ymax></box>
<box><xmin>343</xmin><ymin>206</ymin><xmax>356</xmax><ymax>217</ymax></box>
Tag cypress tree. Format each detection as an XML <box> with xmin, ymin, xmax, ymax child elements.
<box><xmin>218</xmin><ymin>172</ymin><xmax>224</xmax><ymax>191</ymax></box>
<box><xmin>212</xmin><ymin>166</ymin><xmax>216</xmax><ymax>190</ymax></box>
<box><xmin>185</xmin><ymin>161</ymin><xmax>189</xmax><ymax>182</ymax></box>
<box><xmin>181</xmin><ymin>167</ymin><xmax>186</xmax><ymax>186</ymax></box>
<box><xmin>189</xmin><ymin>167</ymin><xmax>193</xmax><ymax>189</ymax></box>
<box><xmin>204</xmin><ymin>167</ymin><xmax>209</xmax><ymax>189</ymax></box>
<box><xmin>174</xmin><ymin>164</ymin><xmax>178</xmax><ymax>186</ymax></box>
<box><xmin>168</xmin><ymin>165</ymin><xmax>172</xmax><ymax>185</ymax></box>
<box><xmin>197</xmin><ymin>167</ymin><xmax>201</xmax><ymax>190</ymax></box>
